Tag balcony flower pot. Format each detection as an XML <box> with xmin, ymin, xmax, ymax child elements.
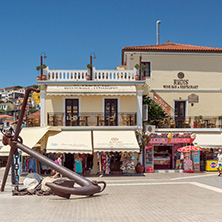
<box><xmin>142</xmin><ymin>76</ymin><xmax>146</xmax><ymax>80</ymax></box>
<box><xmin>41</xmin><ymin>75</ymin><xmax>47</xmax><ymax>80</ymax></box>
<box><xmin>135</xmin><ymin>75</ymin><xmax>140</xmax><ymax>80</ymax></box>
<box><xmin>86</xmin><ymin>75</ymin><xmax>91</xmax><ymax>80</ymax></box>
<box><xmin>135</xmin><ymin>163</ymin><xmax>144</xmax><ymax>173</ymax></box>
<box><xmin>36</xmin><ymin>76</ymin><xmax>41</xmax><ymax>81</ymax></box>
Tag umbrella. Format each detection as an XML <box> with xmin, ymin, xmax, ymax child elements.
<box><xmin>177</xmin><ymin>145</ymin><xmax>202</xmax><ymax>152</ymax></box>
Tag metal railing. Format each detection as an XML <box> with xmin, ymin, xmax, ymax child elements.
<box><xmin>47</xmin><ymin>112</ymin><xmax>137</xmax><ymax>127</ymax></box>
<box><xmin>152</xmin><ymin>116</ymin><xmax>221</xmax><ymax>129</ymax></box>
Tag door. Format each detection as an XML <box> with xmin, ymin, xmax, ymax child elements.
<box><xmin>65</xmin><ymin>99</ymin><xmax>79</xmax><ymax>126</ymax></box>
<box><xmin>104</xmin><ymin>99</ymin><xmax>118</xmax><ymax>126</ymax></box>
<box><xmin>174</xmin><ymin>101</ymin><xmax>186</xmax><ymax>128</ymax></box>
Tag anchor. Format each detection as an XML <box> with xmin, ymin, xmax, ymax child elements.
<box><xmin>0</xmin><ymin>88</ymin><xmax>106</xmax><ymax>198</ymax></box>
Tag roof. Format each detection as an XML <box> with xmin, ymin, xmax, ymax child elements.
<box><xmin>28</xmin><ymin>110</ymin><xmax>40</xmax><ymax>119</ymax></box>
<box><xmin>121</xmin><ymin>41</ymin><xmax>222</xmax><ymax>64</ymax></box>
<box><xmin>0</xmin><ymin>115</ymin><xmax>13</xmax><ymax>119</ymax></box>
<box><xmin>122</xmin><ymin>41</ymin><xmax>222</xmax><ymax>53</ymax></box>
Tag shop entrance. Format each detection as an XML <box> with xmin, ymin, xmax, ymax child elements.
<box><xmin>175</xmin><ymin>101</ymin><xmax>186</xmax><ymax>128</ymax></box>
<box><xmin>154</xmin><ymin>146</ymin><xmax>172</xmax><ymax>169</ymax></box>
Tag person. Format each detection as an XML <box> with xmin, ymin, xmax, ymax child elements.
<box><xmin>74</xmin><ymin>155</ymin><xmax>82</xmax><ymax>174</ymax></box>
<box><xmin>217</xmin><ymin>149</ymin><xmax>222</xmax><ymax>176</ymax></box>
<box><xmin>52</xmin><ymin>154</ymin><xmax>62</xmax><ymax>178</ymax></box>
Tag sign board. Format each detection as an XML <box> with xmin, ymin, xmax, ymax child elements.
<box><xmin>184</xmin><ymin>159</ymin><xmax>193</xmax><ymax>172</ymax></box>
<box><xmin>188</xmin><ymin>94</ymin><xmax>199</xmax><ymax>103</ymax></box>
<box><xmin>149</xmin><ymin>137</ymin><xmax>190</xmax><ymax>144</ymax></box>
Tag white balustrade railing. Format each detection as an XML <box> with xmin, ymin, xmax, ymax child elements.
<box><xmin>42</xmin><ymin>67</ymin><xmax>137</xmax><ymax>81</ymax></box>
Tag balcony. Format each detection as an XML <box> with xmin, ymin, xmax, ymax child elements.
<box><xmin>153</xmin><ymin>116</ymin><xmax>221</xmax><ymax>129</ymax></box>
<box><xmin>47</xmin><ymin>112</ymin><xmax>137</xmax><ymax>127</ymax></box>
<box><xmin>38</xmin><ymin>67</ymin><xmax>142</xmax><ymax>82</ymax></box>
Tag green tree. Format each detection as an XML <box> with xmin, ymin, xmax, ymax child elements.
<box><xmin>143</xmin><ymin>96</ymin><xmax>166</xmax><ymax>125</ymax></box>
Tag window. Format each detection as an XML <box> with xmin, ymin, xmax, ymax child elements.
<box><xmin>141</xmin><ymin>62</ymin><xmax>151</xmax><ymax>78</ymax></box>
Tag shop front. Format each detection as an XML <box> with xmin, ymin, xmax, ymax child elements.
<box><xmin>46</xmin><ymin>130</ymin><xmax>93</xmax><ymax>175</ymax></box>
<box><xmin>145</xmin><ymin>133</ymin><xmax>193</xmax><ymax>173</ymax></box>
<box><xmin>194</xmin><ymin>133</ymin><xmax>222</xmax><ymax>171</ymax></box>
<box><xmin>92</xmin><ymin>130</ymin><xmax>140</xmax><ymax>175</ymax></box>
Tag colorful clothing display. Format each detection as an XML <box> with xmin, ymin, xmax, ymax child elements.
<box><xmin>75</xmin><ymin>158</ymin><xmax>82</xmax><ymax>173</ymax></box>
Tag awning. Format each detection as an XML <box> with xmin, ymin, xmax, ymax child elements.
<box><xmin>194</xmin><ymin>133</ymin><xmax>222</xmax><ymax>149</ymax></box>
<box><xmin>47</xmin><ymin>85</ymin><xmax>136</xmax><ymax>96</ymax></box>
<box><xmin>46</xmin><ymin>131</ymin><xmax>92</xmax><ymax>154</ymax></box>
<box><xmin>0</xmin><ymin>127</ymin><xmax>50</xmax><ymax>156</ymax></box>
<box><xmin>93</xmin><ymin>130</ymin><xmax>140</xmax><ymax>152</ymax></box>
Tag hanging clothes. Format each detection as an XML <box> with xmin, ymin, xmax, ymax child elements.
<box><xmin>75</xmin><ymin>158</ymin><xmax>82</xmax><ymax>173</ymax></box>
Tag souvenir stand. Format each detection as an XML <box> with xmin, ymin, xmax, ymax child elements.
<box><xmin>145</xmin><ymin>133</ymin><xmax>193</xmax><ymax>173</ymax></box>
<box><xmin>177</xmin><ymin>146</ymin><xmax>202</xmax><ymax>173</ymax></box>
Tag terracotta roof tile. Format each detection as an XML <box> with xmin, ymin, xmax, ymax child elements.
<box><xmin>122</xmin><ymin>41</ymin><xmax>222</xmax><ymax>53</ymax></box>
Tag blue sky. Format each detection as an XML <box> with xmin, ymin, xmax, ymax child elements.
<box><xmin>1</xmin><ymin>0</ymin><xmax>222</xmax><ymax>88</ymax></box>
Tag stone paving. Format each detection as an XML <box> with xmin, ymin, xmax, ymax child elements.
<box><xmin>0</xmin><ymin>168</ymin><xmax>222</xmax><ymax>222</ymax></box>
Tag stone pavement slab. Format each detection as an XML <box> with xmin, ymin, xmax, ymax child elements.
<box><xmin>0</xmin><ymin>168</ymin><xmax>222</xmax><ymax>222</ymax></box>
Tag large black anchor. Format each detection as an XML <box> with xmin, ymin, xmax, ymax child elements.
<box><xmin>0</xmin><ymin>88</ymin><xmax>106</xmax><ymax>199</ymax></box>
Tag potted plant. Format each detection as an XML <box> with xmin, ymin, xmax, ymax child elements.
<box><xmin>141</xmin><ymin>64</ymin><xmax>146</xmax><ymax>80</ymax></box>
<box><xmin>86</xmin><ymin>64</ymin><xmax>92</xmax><ymax>80</ymax></box>
<box><xmin>134</xmin><ymin>64</ymin><xmax>140</xmax><ymax>80</ymax></box>
<box><xmin>36</xmin><ymin>64</ymin><xmax>47</xmax><ymax>80</ymax></box>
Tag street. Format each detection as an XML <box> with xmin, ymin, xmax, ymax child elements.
<box><xmin>0</xmin><ymin>169</ymin><xmax>221</xmax><ymax>222</ymax></box>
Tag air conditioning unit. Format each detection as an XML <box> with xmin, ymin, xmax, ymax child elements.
<box><xmin>144</xmin><ymin>125</ymin><xmax>156</xmax><ymax>133</ymax></box>
<box><xmin>142</xmin><ymin>104</ymin><xmax>148</xmax><ymax>121</ymax></box>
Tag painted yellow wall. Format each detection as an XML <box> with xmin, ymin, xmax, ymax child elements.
<box><xmin>120</xmin><ymin>96</ymin><xmax>137</xmax><ymax>112</ymax></box>
<box><xmin>128</xmin><ymin>53</ymin><xmax>222</xmax><ymax>118</ymax></box>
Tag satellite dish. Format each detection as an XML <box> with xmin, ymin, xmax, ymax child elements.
<box><xmin>32</xmin><ymin>90</ymin><xmax>40</xmax><ymax>107</ymax></box>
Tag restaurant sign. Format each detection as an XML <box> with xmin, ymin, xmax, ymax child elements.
<box><xmin>163</xmin><ymin>72</ymin><xmax>198</xmax><ymax>90</ymax></box>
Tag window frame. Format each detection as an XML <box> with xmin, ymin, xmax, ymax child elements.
<box><xmin>141</xmin><ymin>61</ymin><xmax>152</xmax><ymax>78</ymax></box>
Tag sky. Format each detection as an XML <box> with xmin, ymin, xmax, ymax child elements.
<box><xmin>1</xmin><ymin>0</ymin><xmax>222</xmax><ymax>88</ymax></box>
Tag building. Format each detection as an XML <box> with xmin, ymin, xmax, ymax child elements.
<box><xmin>122</xmin><ymin>41</ymin><xmax>222</xmax><ymax>172</ymax></box>
<box><xmin>0</xmin><ymin>103</ymin><xmax>14</xmax><ymax>111</ymax></box>
<box><xmin>35</xmin><ymin>66</ymin><xmax>146</xmax><ymax>175</ymax></box>
<box><xmin>122</xmin><ymin>41</ymin><xmax>222</xmax><ymax>128</ymax></box>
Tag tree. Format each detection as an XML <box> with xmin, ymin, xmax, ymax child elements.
<box><xmin>143</xmin><ymin>96</ymin><xmax>166</xmax><ymax>125</ymax></box>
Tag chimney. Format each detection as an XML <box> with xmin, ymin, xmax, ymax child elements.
<box><xmin>156</xmin><ymin>20</ymin><xmax>161</xmax><ymax>45</ymax></box>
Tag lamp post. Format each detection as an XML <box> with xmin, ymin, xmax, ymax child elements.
<box><xmin>90</xmin><ymin>52</ymin><xmax>96</xmax><ymax>80</ymax></box>
<box><xmin>40</xmin><ymin>52</ymin><xmax>47</xmax><ymax>79</ymax></box>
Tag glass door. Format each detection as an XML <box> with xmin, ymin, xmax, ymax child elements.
<box><xmin>65</xmin><ymin>99</ymin><xmax>79</xmax><ymax>126</ymax></box>
<box><xmin>105</xmin><ymin>99</ymin><xmax>118</xmax><ymax>126</ymax></box>
<box><xmin>174</xmin><ymin>101</ymin><xmax>186</xmax><ymax>128</ymax></box>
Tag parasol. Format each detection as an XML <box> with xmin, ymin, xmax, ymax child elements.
<box><xmin>177</xmin><ymin>145</ymin><xmax>202</xmax><ymax>152</ymax></box>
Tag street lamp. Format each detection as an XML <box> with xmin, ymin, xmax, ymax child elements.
<box><xmin>41</xmin><ymin>52</ymin><xmax>47</xmax><ymax>78</ymax></box>
<box><xmin>90</xmin><ymin>52</ymin><xmax>96</xmax><ymax>79</ymax></box>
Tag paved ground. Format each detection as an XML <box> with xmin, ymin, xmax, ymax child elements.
<box><xmin>0</xmin><ymin>168</ymin><xmax>222</xmax><ymax>222</ymax></box>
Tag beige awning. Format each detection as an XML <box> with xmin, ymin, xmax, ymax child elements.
<box><xmin>47</xmin><ymin>85</ymin><xmax>136</xmax><ymax>96</ymax></box>
<box><xmin>194</xmin><ymin>133</ymin><xmax>222</xmax><ymax>149</ymax></box>
<box><xmin>46</xmin><ymin>131</ymin><xmax>92</xmax><ymax>154</ymax></box>
<box><xmin>0</xmin><ymin>127</ymin><xmax>51</xmax><ymax>156</ymax></box>
<box><xmin>93</xmin><ymin>130</ymin><xmax>140</xmax><ymax>152</ymax></box>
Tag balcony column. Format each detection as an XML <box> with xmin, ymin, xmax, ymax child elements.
<box><xmin>137</xmin><ymin>89</ymin><xmax>143</xmax><ymax>128</ymax></box>
<box><xmin>40</xmin><ymin>85</ymin><xmax>46</xmax><ymax>127</ymax></box>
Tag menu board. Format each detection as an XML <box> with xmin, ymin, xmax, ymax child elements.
<box><xmin>184</xmin><ymin>159</ymin><xmax>193</xmax><ymax>172</ymax></box>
